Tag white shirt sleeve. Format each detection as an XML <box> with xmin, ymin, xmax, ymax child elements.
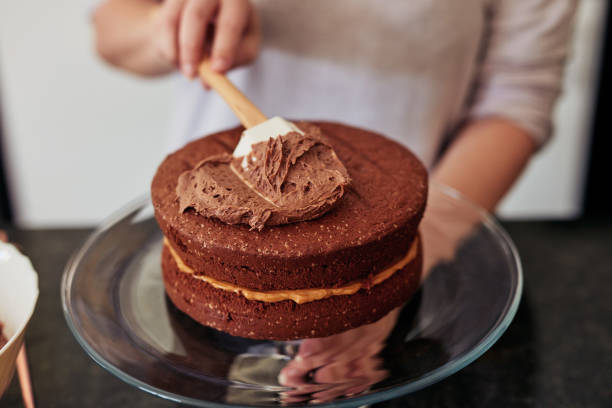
<box><xmin>466</xmin><ymin>0</ymin><xmax>578</xmax><ymax>146</ymax></box>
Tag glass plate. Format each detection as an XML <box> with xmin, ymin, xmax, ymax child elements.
<box><xmin>61</xmin><ymin>183</ymin><xmax>522</xmax><ymax>407</ymax></box>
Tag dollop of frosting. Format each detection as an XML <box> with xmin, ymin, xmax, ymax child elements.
<box><xmin>176</xmin><ymin>123</ymin><xmax>351</xmax><ymax>230</ymax></box>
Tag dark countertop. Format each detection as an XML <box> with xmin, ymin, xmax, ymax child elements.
<box><xmin>1</xmin><ymin>219</ymin><xmax>611</xmax><ymax>407</ymax></box>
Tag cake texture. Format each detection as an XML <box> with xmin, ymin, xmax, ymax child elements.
<box><xmin>152</xmin><ymin>121</ymin><xmax>428</xmax><ymax>340</ymax></box>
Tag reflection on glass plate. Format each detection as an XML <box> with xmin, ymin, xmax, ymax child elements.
<box><xmin>61</xmin><ymin>183</ymin><xmax>522</xmax><ymax>407</ymax></box>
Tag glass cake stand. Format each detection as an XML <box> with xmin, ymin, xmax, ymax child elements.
<box><xmin>61</xmin><ymin>183</ymin><xmax>522</xmax><ymax>407</ymax></box>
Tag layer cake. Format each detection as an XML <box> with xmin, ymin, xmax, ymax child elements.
<box><xmin>151</xmin><ymin>121</ymin><xmax>427</xmax><ymax>340</ymax></box>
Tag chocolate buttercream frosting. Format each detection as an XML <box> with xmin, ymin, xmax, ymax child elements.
<box><xmin>176</xmin><ymin>123</ymin><xmax>350</xmax><ymax>230</ymax></box>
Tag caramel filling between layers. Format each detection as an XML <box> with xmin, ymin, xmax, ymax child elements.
<box><xmin>165</xmin><ymin>237</ymin><xmax>419</xmax><ymax>304</ymax></box>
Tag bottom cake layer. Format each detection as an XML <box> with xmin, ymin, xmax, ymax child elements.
<box><xmin>161</xmin><ymin>238</ymin><xmax>422</xmax><ymax>340</ymax></box>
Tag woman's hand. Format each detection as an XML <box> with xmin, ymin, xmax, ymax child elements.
<box><xmin>277</xmin><ymin>309</ymin><xmax>399</xmax><ymax>404</ymax></box>
<box><xmin>93</xmin><ymin>0</ymin><xmax>260</xmax><ymax>78</ymax></box>
<box><xmin>152</xmin><ymin>0</ymin><xmax>260</xmax><ymax>77</ymax></box>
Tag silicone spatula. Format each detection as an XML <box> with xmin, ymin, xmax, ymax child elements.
<box><xmin>198</xmin><ymin>59</ymin><xmax>304</xmax><ymax>158</ymax></box>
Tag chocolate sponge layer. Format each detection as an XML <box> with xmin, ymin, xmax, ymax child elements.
<box><xmin>161</xmin><ymin>237</ymin><xmax>422</xmax><ymax>340</ymax></box>
<box><xmin>152</xmin><ymin>122</ymin><xmax>427</xmax><ymax>291</ymax></box>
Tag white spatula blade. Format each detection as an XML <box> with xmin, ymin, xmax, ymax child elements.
<box><xmin>233</xmin><ymin>116</ymin><xmax>304</xmax><ymax>158</ymax></box>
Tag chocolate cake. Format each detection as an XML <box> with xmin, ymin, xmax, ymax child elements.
<box><xmin>152</xmin><ymin>121</ymin><xmax>427</xmax><ymax>340</ymax></box>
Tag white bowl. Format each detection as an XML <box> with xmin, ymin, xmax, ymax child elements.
<box><xmin>0</xmin><ymin>242</ymin><xmax>39</xmax><ymax>397</ymax></box>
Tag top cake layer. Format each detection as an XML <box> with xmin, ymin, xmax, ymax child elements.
<box><xmin>152</xmin><ymin>121</ymin><xmax>427</xmax><ymax>291</ymax></box>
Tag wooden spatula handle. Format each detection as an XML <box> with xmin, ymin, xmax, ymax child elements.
<box><xmin>198</xmin><ymin>60</ymin><xmax>267</xmax><ymax>129</ymax></box>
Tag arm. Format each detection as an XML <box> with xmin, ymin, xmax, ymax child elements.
<box><xmin>433</xmin><ymin>0</ymin><xmax>577</xmax><ymax>211</ymax></box>
<box><xmin>432</xmin><ymin>118</ymin><xmax>536</xmax><ymax>211</ymax></box>
<box><xmin>420</xmin><ymin>118</ymin><xmax>534</xmax><ymax>275</ymax></box>
<box><xmin>93</xmin><ymin>0</ymin><xmax>168</xmax><ymax>76</ymax></box>
<box><xmin>92</xmin><ymin>0</ymin><xmax>260</xmax><ymax>77</ymax></box>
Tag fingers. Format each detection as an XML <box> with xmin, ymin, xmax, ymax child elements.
<box><xmin>278</xmin><ymin>348</ymin><xmax>387</xmax><ymax>404</ymax></box>
<box><xmin>210</xmin><ymin>0</ymin><xmax>250</xmax><ymax>72</ymax></box>
<box><xmin>156</xmin><ymin>0</ymin><xmax>258</xmax><ymax>79</ymax></box>
<box><xmin>179</xmin><ymin>0</ymin><xmax>218</xmax><ymax>78</ymax></box>
<box><xmin>157</xmin><ymin>0</ymin><xmax>187</xmax><ymax>66</ymax></box>
<box><xmin>233</xmin><ymin>24</ymin><xmax>260</xmax><ymax>67</ymax></box>
<box><xmin>222</xmin><ymin>2</ymin><xmax>260</xmax><ymax>69</ymax></box>
<box><xmin>296</xmin><ymin>336</ymin><xmax>344</xmax><ymax>358</ymax></box>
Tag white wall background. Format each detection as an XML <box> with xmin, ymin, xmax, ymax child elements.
<box><xmin>0</xmin><ymin>1</ymin><xmax>174</xmax><ymax>227</ymax></box>
<box><xmin>0</xmin><ymin>0</ymin><xmax>607</xmax><ymax>227</ymax></box>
